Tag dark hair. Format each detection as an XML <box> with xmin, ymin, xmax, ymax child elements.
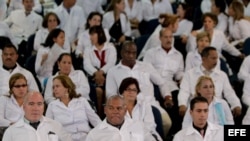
<box><xmin>119</xmin><ymin>77</ymin><xmax>141</xmax><ymax>94</ymax></box>
<box><xmin>200</xmin><ymin>46</ymin><xmax>217</xmax><ymax>58</ymax></box>
<box><xmin>89</xmin><ymin>25</ymin><xmax>107</xmax><ymax>45</ymax></box>
<box><xmin>202</xmin><ymin>12</ymin><xmax>218</xmax><ymax>26</ymax></box>
<box><xmin>9</xmin><ymin>73</ymin><xmax>27</xmax><ymax>94</ymax></box>
<box><xmin>85</xmin><ymin>11</ymin><xmax>103</xmax><ymax>29</ymax></box>
<box><xmin>213</xmin><ymin>0</ymin><xmax>226</xmax><ymax>13</ymax></box>
<box><xmin>42</xmin><ymin>28</ymin><xmax>64</xmax><ymax>48</ymax></box>
<box><xmin>42</xmin><ymin>12</ymin><xmax>60</xmax><ymax>28</ymax></box>
<box><xmin>190</xmin><ymin>96</ymin><xmax>208</xmax><ymax>110</ymax></box>
<box><xmin>2</xmin><ymin>44</ymin><xmax>18</xmax><ymax>53</ymax></box>
<box><xmin>121</xmin><ymin>41</ymin><xmax>137</xmax><ymax>52</ymax></box>
<box><xmin>52</xmin><ymin>53</ymin><xmax>72</xmax><ymax>75</ymax></box>
<box><xmin>53</xmin><ymin>75</ymin><xmax>81</xmax><ymax>100</ymax></box>
<box><xmin>178</xmin><ymin>2</ymin><xmax>193</xmax><ymax>21</ymax></box>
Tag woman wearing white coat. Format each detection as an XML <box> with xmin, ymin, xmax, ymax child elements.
<box><xmin>119</xmin><ymin>77</ymin><xmax>163</xmax><ymax>141</ymax></box>
<box><xmin>44</xmin><ymin>53</ymin><xmax>90</xmax><ymax>104</ymax></box>
<box><xmin>182</xmin><ymin>76</ymin><xmax>234</xmax><ymax>128</ymax></box>
<box><xmin>46</xmin><ymin>75</ymin><xmax>101</xmax><ymax>141</ymax></box>
<box><xmin>0</xmin><ymin>73</ymin><xmax>27</xmax><ymax>126</ymax></box>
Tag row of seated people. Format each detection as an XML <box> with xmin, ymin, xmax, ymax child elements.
<box><xmin>1</xmin><ymin>36</ymin><xmax>250</xmax><ymax>141</ymax></box>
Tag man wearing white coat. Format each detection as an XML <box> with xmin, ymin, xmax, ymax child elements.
<box><xmin>2</xmin><ymin>91</ymin><xmax>72</xmax><ymax>141</ymax></box>
<box><xmin>86</xmin><ymin>95</ymin><xmax>157</xmax><ymax>141</ymax></box>
<box><xmin>173</xmin><ymin>96</ymin><xmax>223</xmax><ymax>141</ymax></box>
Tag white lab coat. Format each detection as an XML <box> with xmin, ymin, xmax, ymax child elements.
<box><xmin>86</xmin><ymin>118</ymin><xmax>154</xmax><ymax>141</ymax></box>
<box><xmin>2</xmin><ymin>116</ymin><xmax>72</xmax><ymax>141</ymax></box>
<box><xmin>44</xmin><ymin>70</ymin><xmax>90</xmax><ymax>104</ymax></box>
<box><xmin>46</xmin><ymin>97</ymin><xmax>102</xmax><ymax>141</ymax></box>
<box><xmin>0</xmin><ymin>64</ymin><xmax>39</xmax><ymax>96</ymax></box>
<box><xmin>238</xmin><ymin>55</ymin><xmax>250</xmax><ymax>81</ymax></box>
<box><xmin>7</xmin><ymin>0</ymin><xmax>42</xmax><ymax>15</ymax></box>
<box><xmin>0</xmin><ymin>22</ymin><xmax>17</xmax><ymax>46</ymax></box>
<box><xmin>173</xmin><ymin>122</ymin><xmax>224</xmax><ymax>141</ymax></box>
<box><xmin>241</xmin><ymin>76</ymin><xmax>250</xmax><ymax>107</ymax></box>
<box><xmin>0</xmin><ymin>95</ymin><xmax>24</xmax><ymax>126</ymax></box>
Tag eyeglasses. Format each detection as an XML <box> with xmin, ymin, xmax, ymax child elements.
<box><xmin>13</xmin><ymin>84</ymin><xmax>27</xmax><ymax>88</ymax></box>
<box><xmin>125</xmin><ymin>88</ymin><xmax>138</xmax><ymax>92</ymax></box>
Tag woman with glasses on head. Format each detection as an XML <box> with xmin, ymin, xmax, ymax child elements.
<box><xmin>118</xmin><ymin>77</ymin><xmax>163</xmax><ymax>141</ymax></box>
<box><xmin>0</xmin><ymin>73</ymin><xmax>28</xmax><ymax>126</ymax></box>
<box><xmin>182</xmin><ymin>75</ymin><xmax>234</xmax><ymax>129</ymax></box>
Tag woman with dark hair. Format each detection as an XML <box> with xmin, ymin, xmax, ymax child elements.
<box><xmin>44</xmin><ymin>53</ymin><xmax>90</xmax><ymax>105</ymax></box>
<box><xmin>76</xmin><ymin>11</ymin><xmax>110</xmax><ymax>58</ymax></box>
<box><xmin>119</xmin><ymin>77</ymin><xmax>163</xmax><ymax>141</ymax></box>
<box><xmin>34</xmin><ymin>12</ymin><xmax>70</xmax><ymax>52</ymax></box>
<box><xmin>46</xmin><ymin>75</ymin><xmax>101</xmax><ymax>141</ymax></box>
<box><xmin>84</xmin><ymin>25</ymin><xmax>116</xmax><ymax>118</ymax></box>
<box><xmin>35</xmin><ymin>28</ymin><xmax>68</xmax><ymax>89</ymax></box>
<box><xmin>0</xmin><ymin>73</ymin><xmax>28</xmax><ymax>126</ymax></box>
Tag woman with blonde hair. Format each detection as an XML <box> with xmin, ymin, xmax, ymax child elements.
<box><xmin>45</xmin><ymin>75</ymin><xmax>101</xmax><ymax>141</ymax></box>
<box><xmin>182</xmin><ymin>75</ymin><xmax>234</xmax><ymax>128</ymax></box>
<box><xmin>0</xmin><ymin>73</ymin><xmax>28</xmax><ymax>126</ymax></box>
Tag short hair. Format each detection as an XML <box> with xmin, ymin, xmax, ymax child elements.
<box><xmin>57</xmin><ymin>53</ymin><xmax>72</xmax><ymax>63</ymax></box>
<box><xmin>105</xmin><ymin>95</ymin><xmax>125</xmax><ymax>106</ymax></box>
<box><xmin>190</xmin><ymin>96</ymin><xmax>208</xmax><ymax>110</ymax></box>
<box><xmin>118</xmin><ymin>77</ymin><xmax>141</xmax><ymax>94</ymax></box>
<box><xmin>200</xmin><ymin>46</ymin><xmax>217</xmax><ymax>58</ymax></box>
<box><xmin>42</xmin><ymin>12</ymin><xmax>60</xmax><ymax>28</ymax></box>
<box><xmin>89</xmin><ymin>25</ymin><xmax>107</xmax><ymax>45</ymax></box>
<box><xmin>196</xmin><ymin>31</ymin><xmax>211</xmax><ymax>43</ymax></box>
<box><xmin>42</xmin><ymin>28</ymin><xmax>64</xmax><ymax>48</ymax></box>
<box><xmin>161</xmin><ymin>14</ymin><xmax>179</xmax><ymax>28</ymax></box>
<box><xmin>195</xmin><ymin>75</ymin><xmax>215</xmax><ymax>97</ymax></box>
<box><xmin>85</xmin><ymin>11</ymin><xmax>103</xmax><ymax>29</ymax></box>
<box><xmin>121</xmin><ymin>41</ymin><xmax>137</xmax><ymax>52</ymax></box>
<box><xmin>2</xmin><ymin>44</ymin><xmax>18</xmax><ymax>53</ymax></box>
<box><xmin>212</xmin><ymin>0</ymin><xmax>226</xmax><ymax>13</ymax></box>
<box><xmin>53</xmin><ymin>75</ymin><xmax>81</xmax><ymax>100</ymax></box>
<box><xmin>9</xmin><ymin>73</ymin><xmax>27</xmax><ymax>94</ymax></box>
<box><xmin>202</xmin><ymin>12</ymin><xmax>218</xmax><ymax>26</ymax></box>
<box><xmin>23</xmin><ymin>91</ymin><xmax>44</xmax><ymax>105</ymax></box>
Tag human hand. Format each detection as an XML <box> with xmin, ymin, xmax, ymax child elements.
<box><xmin>232</xmin><ymin>107</ymin><xmax>242</xmax><ymax>117</ymax></box>
<box><xmin>164</xmin><ymin>95</ymin><xmax>174</xmax><ymax>108</ymax></box>
<box><xmin>179</xmin><ymin>105</ymin><xmax>187</xmax><ymax>117</ymax></box>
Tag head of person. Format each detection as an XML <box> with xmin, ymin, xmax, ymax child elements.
<box><xmin>42</xmin><ymin>12</ymin><xmax>60</xmax><ymax>31</ymax></box>
<box><xmin>120</xmin><ymin>41</ymin><xmax>137</xmax><ymax>67</ymax></box>
<box><xmin>104</xmin><ymin>95</ymin><xmax>127</xmax><ymax>126</ymax></box>
<box><xmin>201</xmin><ymin>46</ymin><xmax>218</xmax><ymax>70</ymax></box>
<box><xmin>57</xmin><ymin>53</ymin><xmax>72</xmax><ymax>75</ymax></box>
<box><xmin>43</xmin><ymin>28</ymin><xmax>65</xmax><ymax>48</ymax></box>
<box><xmin>63</xmin><ymin>0</ymin><xmax>76</xmax><ymax>8</ymax></box>
<box><xmin>196</xmin><ymin>31</ymin><xmax>210</xmax><ymax>53</ymax></box>
<box><xmin>211</xmin><ymin>0</ymin><xmax>226</xmax><ymax>15</ymax></box>
<box><xmin>176</xmin><ymin>2</ymin><xmax>193</xmax><ymax>21</ymax></box>
<box><xmin>52</xmin><ymin>75</ymin><xmax>80</xmax><ymax>100</ymax></box>
<box><xmin>22</xmin><ymin>0</ymin><xmax>34</xmax><ymax>12</ymax></box>
<box><xmin>23</xmin><ymin>91</ymin><xmax>44</xmax><ymax>122</ymax></box>
<box><xmin>190</xmin><ymin>96</ymin><xmax>209</xmax><ymax>128</ymax></box>
<box><xmin>89</xmin><ymin>25</ymin><xmax>107</xmax><ymax>46</ymax></box>
<box><xmin>195</xmin><ymin>75</ymin><xmax>215</xmax><ymax>101</ymax></box>
<box><xmin>202</xmin><ymin>13</ymin><xmax>218</xmax><ymax>32</ymax></box>
<box><xmin>9</xmin><ymin>73</ymin><xmax>28</xmax><ymax>98</ymax></box>
<box><xmin>2</xmin><ymin>44</ymin><xmax>18</xmax><ymax>68</ymax></box>
<box><xmin>106</xmin><ymin>0</ymin><xmax>125</xmax><ymax>13</ymax></box>
<box><xmin>159</xmin><ymin>28</ymin><xmax>173</xmax><ymax>50</ymax></box>
<box><xmin>86</xmin><ymin>12</ymin><xmax>103</xmax><ymax>29</ymax></box>
<box><xmin>161</xmin><ymin>14</ymin><xmax>179</xmax><ymax>33</ymax></box>
<box><xmin>228</xmin><ymin>0</ymin><xmax>244</xmax><ymax>21</ymax></box>
<box><xmin>119</xmin><ymin>77</ymin><xmax>141</xmax><ymax>102</ymax></box>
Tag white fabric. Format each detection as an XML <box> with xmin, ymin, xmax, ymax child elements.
<box><xmin>143</xmin><ymin>46</ymin><xmax>184</xmax><ymax>92</ymax></box>
<box><xmin>4</xmin><ymin>9</ymin><xmax>42</xmax><ymax>44</ymax></box>
<box><xmin>241</xmin><ymin>76</ymin><xmax>250</xmax><ymax>107</ymax></box>
<box><xmin>76</xmin><ymin>0</ymin><xmax>104</xmax><ymax>18</ymax></box>
<box><xmin>102</xmin><ymin>11</ymin><xmax>132</xmax><ymax>37</ymax></box>
<box><xmin>178</xmin><ymin>65</ymin><xmax>241</xmax><ymax>109</ymax></box>
<box><xmin>86</xmin><ymin>118</ymin><xmax>154</xmax><ymax>141</ymax></box>
<box><xmin>46</xmin><ymin>97</ymin><xmax>102</xmax><ymax>141</ymax></box>
<box><xmin>141</xmin><ymin>0</ymin><xmax>173</xmax><ymax>21</ymax></box>
<box><xmin>44</xmin><ymin>70</ymin><xmax>90</xmax><ymax>104</ymax></box>
<box><xmin>84</xmin><ymin>42</ymin><xmax>117</xmax><ymax>75</ymax></box>
<box><xmin>0</xmin><ymin>64</ymin><xmax>39</xmax><ymax>96</ymax></box>
<box><xmin>238</xmin><ymin>55</ymin><xmax>250</xmax><ymax>81</ymax></box>
<box><xmin>0</xmin><ymin>21</ymin><xmax>18</xmax><ymax>46</ymax></box>
<box><xmin>2</xmin><ymin>116</ymin><xmax>72</xmax><ymax>141</ymax></box>
<box><xmin>53</xmin><ymin>4</ymin><xmax>86</xmax><ymax>43</ymax></box>
<box><xmin>173</xmin><ymin>122</ymin><xmax>223</xmax><ymax>141</ymax></box>
<box><xmin>182</xmin><ymin>97</ymin><xmax>234</xmax><ymax>128</ymax></box>
<box><xmin>0</xmin><ymin>95</ymin><xmax>24</xmax><ymax>126</ymax></box>
<box><xmin>7</xmin><ymin>0</ymin><xmax>42</xmax><ymax>15</ymax></box>
<box><xmin>124</xmin><ymin>0</ymin><xmax>143</xmax><ymax>22</ymax></box>
<box><xmin>174</xmin><ymin>19</ymin><xmax>193</xmax><ymax>37</ymax></box>
<box><xmin>34</xmin><ymin>27</ymin><xmax>71</xmax><ymax>52</ymax></box>
<box><xmin>216</xmin><ymin>13</ymin><xmax>228</xmax><ymax>34</ymax></box>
